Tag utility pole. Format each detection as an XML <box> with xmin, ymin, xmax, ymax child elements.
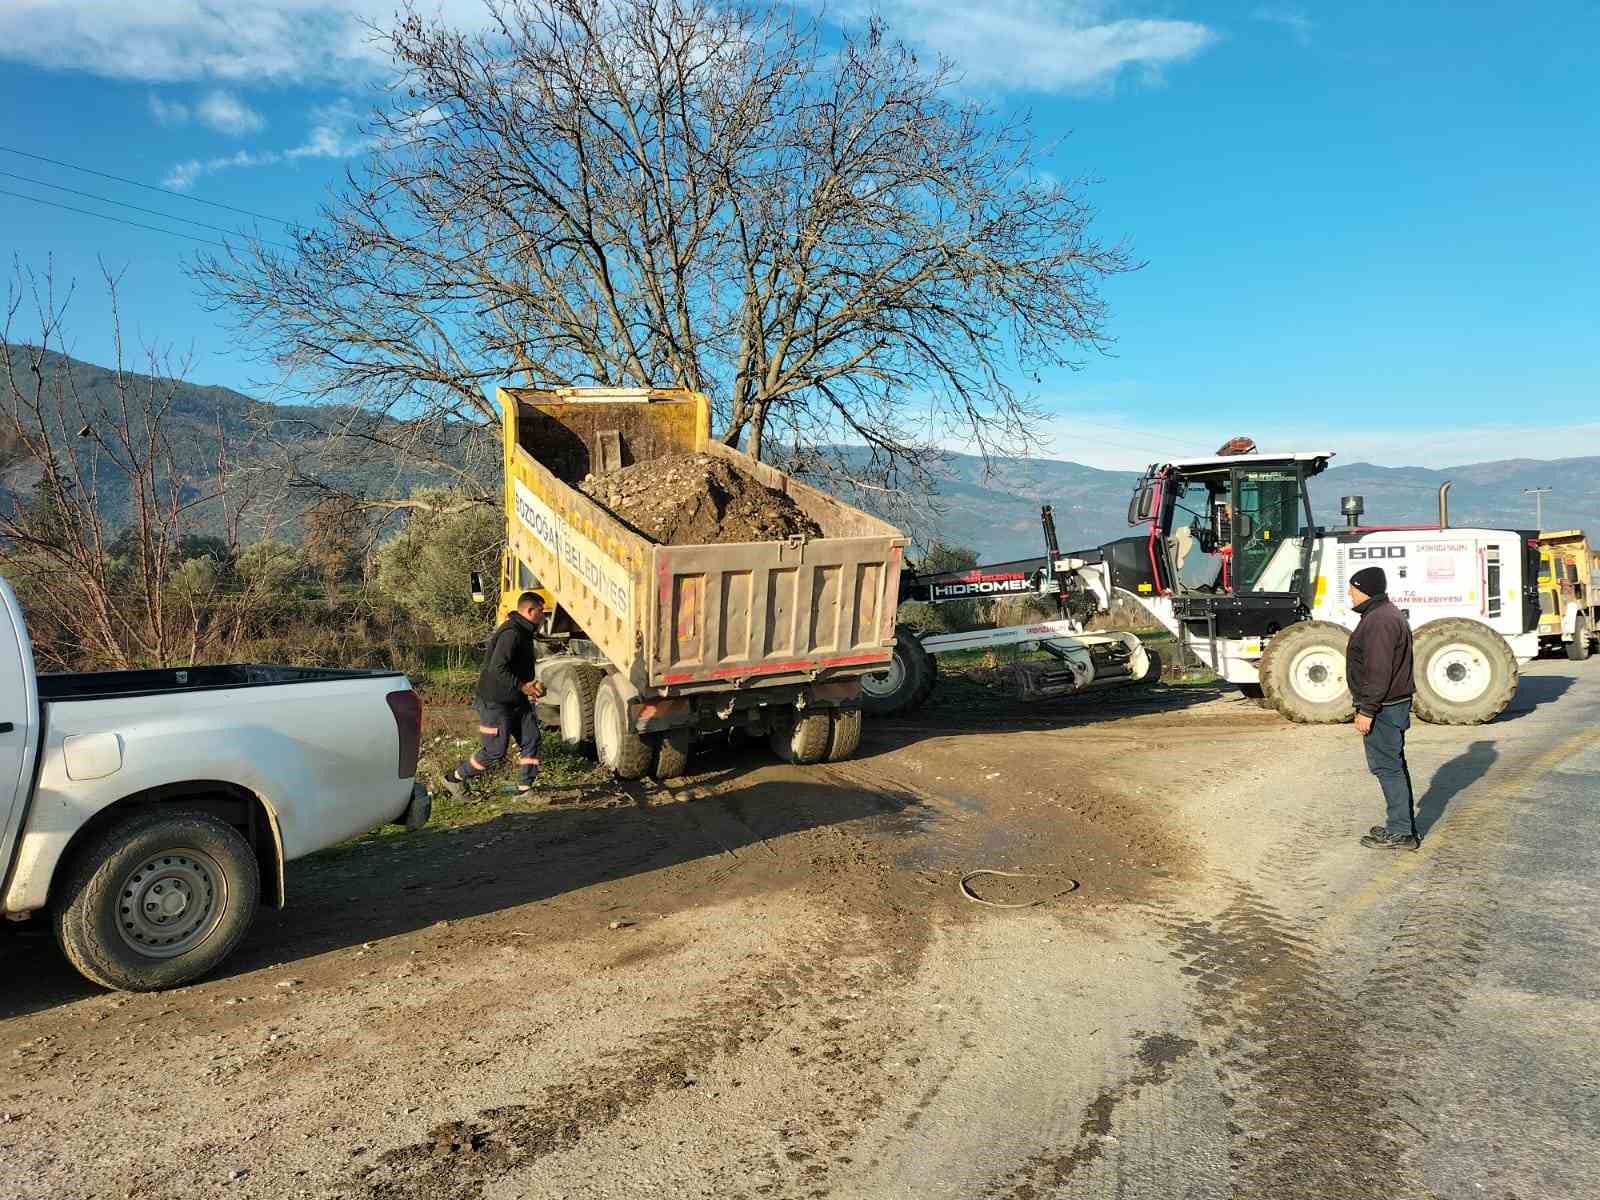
<box><xmin>1524</xmin><ymin>487</ymin><xmax>1552</xmax><ymax>531</ymax></box>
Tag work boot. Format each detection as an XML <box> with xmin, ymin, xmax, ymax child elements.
<box><xmin>1360</xmin><ymin>829</ymin><xmax>1419</xmax><ymax>850</ymax></box>
<box><xmin>442</xmin><ymin>769</ymin><xmax>469</xmax><ymax>801</ymax></box>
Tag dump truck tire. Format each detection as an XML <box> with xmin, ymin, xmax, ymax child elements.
<box><xmin>1413</xmin><ymin>619</ymin><xmax>1518</xmax><ymax>725</ymax></box>
<box><xmin>825</xmin><ymin>708</ymin><xmax>863</xmax><ymax>762</ymax></box>
<box><xmin>53</xmin><ymin>809</ymin><xmax>259</xmax><ymax>992</ymax></box>
<box><xmin>1567</xmin><ymin>616</ymin><xmax>1592</xmax><ymax>662</ymax></box>
<box><xmin>771</xmin><ymin>711</ymin><xmax>831</xmax><ymax>765</ymax></box>
<box><xmin>859</xmin><ymin>627</ymin><xmax>936</xmax><ymax>717</ymax></box>
<box><xmin>594</xmin><ymin>675</ymin><xmax>652</xmax><ymax>780</ymax></box>
<box><xmin>554</xmin><ymin>662</ymin><xmax>604</xmax><ymax>747</ymax></box>
<box><xmin>1258</xmin><ymin>621</ymin><xmax>1355</xmax><ymax>724</ymax></box>
<box><xmin>652</xmin><ymin>728</ymin><xmax>691</xmax><ymax>780</ymax></box>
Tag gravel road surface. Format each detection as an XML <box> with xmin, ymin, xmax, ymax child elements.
<box><xmin>2</xmin><ymin>660</ymin><xmax>1595</xmax><ymax>1199</ymax></box>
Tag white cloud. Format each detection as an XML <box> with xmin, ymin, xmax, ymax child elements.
<box><xmin>0</xmin><ymin>1</ymin><xmax>488</xmax><ymax>85</ymax></box>
<box><xmin>196</xmin><ymin>90</ymin><xmax>267</xmax><ymax>136</ymax></box>
<box><xmin>160</xmin><ymin>101</ymin><xmax>372</xmax><ymax>189</ymax></box>
<box><xmin>286</xmin><ymin>101</ymin><xmax>371</xmax><ymax>159</ymax></box>
<box><xmin>825</xmin><ymin>1</ymin><xmax>1216</xmax><ymax>93</ymax></box>
<box><xmin>1252</xmin><ymin>5</ymin><xmax>1314</xmax><ymax>45</ymax></box>
<box><xmin>148</xmin><ymin>93</ymin><xmax>189</xmax><ymax>125</ymax></box>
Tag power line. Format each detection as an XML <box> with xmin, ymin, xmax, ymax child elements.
<box><xmin>0</xmin><ymin>186</ymin><xmax>228</xmax><ymax>248</ymax></box>
<box><xmin>0</xmin><ymin>170</ymin><xmax>295</xmax><ymax>252</ymax></box>
<box><xmin>0</xmin><ymin>144</ymin><xmax>297</xmax><ymax>229</ymax></box>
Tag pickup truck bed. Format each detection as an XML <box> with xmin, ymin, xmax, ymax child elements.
<box><xmin>39</xmin><ymin>663</ymin><xmax>404</xmax><ymax>700</ymax></box>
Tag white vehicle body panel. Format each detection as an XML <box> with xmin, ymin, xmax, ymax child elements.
<box><xmin>0</xmin><ymin>576</ymin><xmax>417</xmax><ymax>918</ymax></box>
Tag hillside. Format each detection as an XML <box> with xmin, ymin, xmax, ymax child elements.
<box><xmin>5</xmin><ymin>347</ymin><xmax>1595</xmax><ymax>557</ymax></box>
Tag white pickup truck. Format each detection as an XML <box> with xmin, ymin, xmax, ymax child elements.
<box><xmin>0</xmin><ymin>576</ymin><xmax>431</xmax><ymax>991</ymax></box>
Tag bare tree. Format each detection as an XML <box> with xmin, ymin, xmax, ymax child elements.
<box><xmin>1</xmin><ymin>261</ymin><xmax>264</xmax><ymax>669</ymax></box>
<box><xmin>196</xmin><ymin>0</ymin><xmax>1134</xmax><ymax>509</ymax></box>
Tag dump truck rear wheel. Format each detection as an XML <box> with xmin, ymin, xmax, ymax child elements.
<box><xmin>594</xmin><ymin>676</ymin><xmax>652</xmax><ymax>780</ymax></box>
<box><xmin>825</xmin><ymin>708</ymin><xmax>863</xmax><ymax>762</ymax></box>
<box><xmin>1567</xmin><ymin>616</ymin><xmax>1592</xmax><ymax>662</ymax></box>
<box><xmin>1413</xmin><ymin>619</ymin><xmax>1518</xmax><ymax>724</ymax></box>
<box><xmin>771</xmin><ymin>711</ymin><xmax>831</xmax><ymax>765</ymax></box>
<box><xmin>1258</xmin><ymin>621</ymin><xmax>1355</xmax><ymax>724</ymax></box>
<box><xmin>555</xmin><ymin>663</ymin><xmax>603</xmax><ymax>747</ymax></box>
<box><xmin>652</xmin><ymin>728</ymin><xmax>691</xmax><ymax>780</ymax></box>
<box><xmin>859</xmin><ymin>627</ymin><xmax>936</xmax><ymax>717</ymax></box>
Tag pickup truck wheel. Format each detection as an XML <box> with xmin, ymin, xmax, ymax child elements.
<box><xmin>825</xmin><ymin>708</ymin><xmax>863</xmax><ymax>762</ymax></box>
<box><xmin>53</xmin><ymin>810</ymin><xmax>259</xmax><ymax>992</ymax></box>
<box><xmin>1568</xmin><ymin>616</ymin><xmax>1592</xmax><ymax>662</ymax></box>
<box><xmin>652</xmin><ymin>728</ymin><xmax>691</xmax><ymax>780</ymax></box>
<box><xmin>556</xmin><ymin>662</ymin><xmax>604</xmax><ymax>746</ymax></box>
<box><xmin>771</xmin><ymin>711</ymin><xmax>831</xmax><ymax>765</ymax></box>
<box><xmin>594</xmin><ymin>675</ymin><xmax>652</xmax><ymax>780</ymax></box>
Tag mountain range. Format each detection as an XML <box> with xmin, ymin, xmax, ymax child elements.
<box><xmin>4</xmin><ymin>347</ymin><xmax>1595</xmax><ymax>560</ymax></box>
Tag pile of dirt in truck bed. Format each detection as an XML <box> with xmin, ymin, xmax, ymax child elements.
<box><xmin>579</xmin><ymin>453</ymin><xmax>823</xmax><ymax>546</ymax></box>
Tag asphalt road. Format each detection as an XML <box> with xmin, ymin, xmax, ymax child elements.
<box><xmin>1</xmin><ymin>658</ymin><xmax>1595</xmax><ymax>1199</ymax></box>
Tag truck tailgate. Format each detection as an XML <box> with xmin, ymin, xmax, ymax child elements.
<box><xmin>651</xmin><ymin>538</ymin><xmax>901</xmax><ymax>688</ymax></box>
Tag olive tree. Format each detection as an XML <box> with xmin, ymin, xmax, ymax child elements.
<box><xmin>196</xmin><ymin>0</ymin><xmax>1134</xmax><ymax>511</ymax></box>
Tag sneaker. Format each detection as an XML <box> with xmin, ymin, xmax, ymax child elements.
<box><xmin>1360</xmin><ymin>829</ymin><xmax>1419</xmax><ymax>851</ymax></box>
<box><xmin>442</xmin><ymin>770</ymin><xmax>468</xmax><ymax>801</ymax></box>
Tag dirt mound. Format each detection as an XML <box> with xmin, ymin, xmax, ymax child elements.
<box><xmin>579</xmin><ymin>453</ymin><xmax>822</xmax><ymax>546</ymax></box>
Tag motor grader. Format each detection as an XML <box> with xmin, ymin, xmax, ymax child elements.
<box><xmin>862</xmin><ymin>442</ymin><xmax>1541</xmax><ymax>725</ymax></box>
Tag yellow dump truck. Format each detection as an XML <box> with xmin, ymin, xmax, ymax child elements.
<box><xmin>1537</xmin><ymin>530</ymin><xmax>1599</xmax><ymax>661</ymax></box>
<box><xmin>495</xmin><ymin>386</ymin><xmax>907</xmax><ymax>779</ymax></box>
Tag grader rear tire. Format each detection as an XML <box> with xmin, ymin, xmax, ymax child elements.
<box><xmin>1412</xmin><ymin>619</ymin><xmax>1518</xmax><ymax>725</ymax></box>
<box><xmin>859</xmin><ymin>627</ymin><xmax>937</xmax><ymax>717</ymax></box>
<box><xmin>1258</xmin><ymin>621</ymin><xmax>1355</xmax><ymax>724</ymax></box>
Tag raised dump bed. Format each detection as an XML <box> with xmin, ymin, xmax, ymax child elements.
<box><xmin>498</xmin><ymin>386</ymin><xmax>907</xmax><ymax>779</ymax></box>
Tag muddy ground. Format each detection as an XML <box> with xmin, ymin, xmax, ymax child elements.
<box><xmin>3</xmin><ymin>661</ymin><xmax>1597</xmax><ymax>1199</ymax></box>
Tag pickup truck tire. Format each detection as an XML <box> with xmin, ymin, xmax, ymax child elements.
<box><xmin>859</xmin><ymin>627</ymin><xmax>937</xmax><ymax>717</ymax></box>
<box><xmin>594</xmin><ymin>675</ymin><xmax>653</xmax><ymax>780</ymax></box>
<box><xmin>1568</xmin><ymin>616</ymin><xmax>1592</xmax><ymax>662</ymax></box>
<box><xmin>555</xmin><ymin>662</ymin><xmax>604</xmax><ymax>746</ymax></box>
<box><xmin>53</xmin><ymin>809</ymin><xmax>260</xmax><ymax>992</ymax></box>
<box><xmin>1412</xmin><ymin>618</ymin><xmax>1518</xmax><ymax>724</ymax></box>
<box><xmin>771</xmin><ymin>711</ymin><xmax>831</xmax><ymax>765</ymax></box>
<box><xmin>825</xmin><ymin>708</ymin><xmax>863</xmax><ymax>762</ymax></box>
<box><xmin>652</xmin><ymin>728</ymin><xmax>691</xmax><ymax>780</ymax></box>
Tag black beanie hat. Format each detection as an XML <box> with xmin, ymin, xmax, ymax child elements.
<box><xmin>1350</xmin><ymin>565</ymin><xmax>1387</xmax><ymax>597</ymax></box>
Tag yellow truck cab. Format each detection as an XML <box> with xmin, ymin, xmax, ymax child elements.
<box><xmin>1537</xmin><ymin>530</ymin><xmax>1599</xmax><ymax>661</ymax></box>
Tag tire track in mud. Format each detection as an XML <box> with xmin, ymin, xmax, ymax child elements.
<box><xmin>345</xmin><ymin>916</ymin><xmax>922</xmax><ymax>1200</ymax></box>
<box><xmin>982</xmin><ymin>1031</ymin><xmax>1201</xmax><ymax>1200</ymax></box>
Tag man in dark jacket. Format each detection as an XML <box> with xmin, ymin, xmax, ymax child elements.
<box><xmin>1345</xmin><ymin>566</ymin><xmax>1418</xmax><ymax>849</ymax></box>
<box><xmin>443</xmin><ymin>591</ymin><xmax>546</xmax><ymax>799</ymax></box>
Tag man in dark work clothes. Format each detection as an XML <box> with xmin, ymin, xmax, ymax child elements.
<box><xmin>1346</xmin><ymin>566</ymin><xmax>1420</xmax><ymax>850</ymax></box>
<box><xmin>443</xmin><ymin>591</ymin><xmax>546</xmax><ymax>798</ymax></box>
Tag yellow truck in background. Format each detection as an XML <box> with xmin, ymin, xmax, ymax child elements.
<box><xmin>492</xmin><ymin>386</ymin><xmax>906</xmax><ymax>780</ymax></box>
<box><xmin>1537</xmin><ymin>530</ymin><xmax>1599</xmax><ymax>661</ymax></box>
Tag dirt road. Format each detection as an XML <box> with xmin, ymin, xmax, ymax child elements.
<box><xmin>3</xmin><ymin>661</ymin><xmax>1596</xmax><ymax>1199</ymax></box>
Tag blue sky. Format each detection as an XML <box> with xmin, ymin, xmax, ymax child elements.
<box><xmin>1</xmin><ymin>1</ymin><xmax>1596</xmax><ymax>469</ymax></box>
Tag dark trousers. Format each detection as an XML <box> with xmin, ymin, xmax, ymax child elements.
<box><xmin>1364</xmin><ymin>699</ymin><xmax>1416</xmax><ymax>837</ymax></box>
<box><xmin>457</xmin><ymin>698</ymin><xmax>541</xmax><ymax>787</ymax></box>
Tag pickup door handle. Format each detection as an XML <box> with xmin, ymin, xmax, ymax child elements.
<box><xmin>0</xmin><ymin>722</ymin><xmax>12</xmax><ymax>733</ymax></box>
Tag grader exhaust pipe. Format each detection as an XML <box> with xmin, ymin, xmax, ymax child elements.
<box><xmin>1439</xmin><ymin>481</ymin><xmax>1452</xmax><ymax>529</ymax></box>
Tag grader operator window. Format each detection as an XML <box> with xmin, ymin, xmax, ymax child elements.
<box><xmin>1233</xmin><ymin>469</ymin><xmax>1303</xmax><ymax>593</ymax></box>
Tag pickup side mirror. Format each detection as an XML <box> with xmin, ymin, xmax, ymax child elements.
<box><xmin>469</xmin><ymin>572</ymin><xmax>487</xmax><ymax>604</ymax></box>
